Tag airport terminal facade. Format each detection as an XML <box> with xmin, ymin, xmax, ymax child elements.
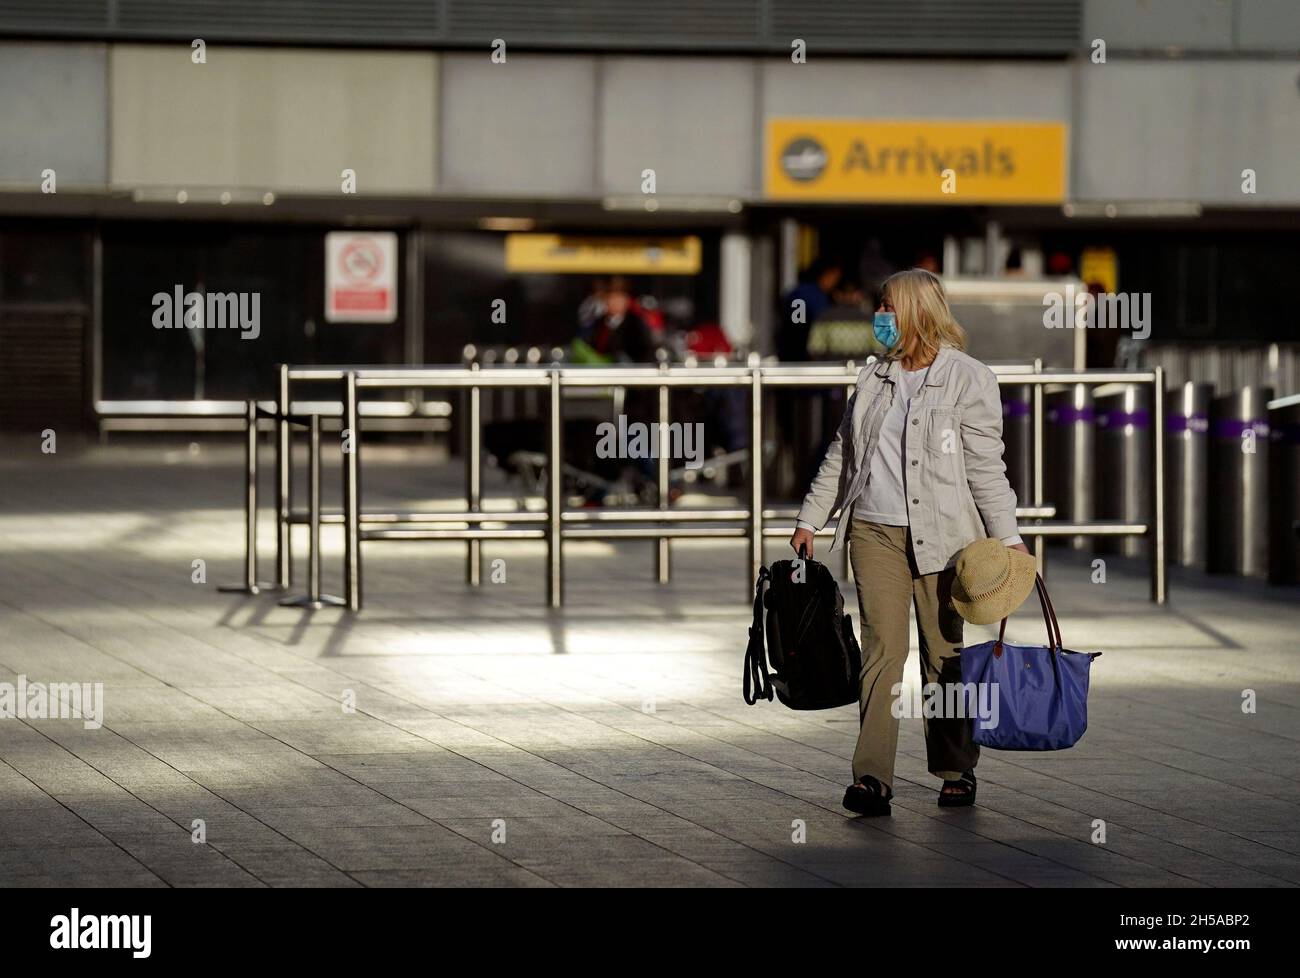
<box><xmin>1</xmin><ymin>0</ymin><xmax>1299</xmax><ymax>433</ymax></box>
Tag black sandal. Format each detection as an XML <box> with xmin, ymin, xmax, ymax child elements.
<box><xmin>937</xmin><ymin>770</ymin><xmax>977</xmax><ymax>808</ymax></box>
<box><xmin>843</xmin><ymin>775</ymin><xmax>893</xmax><ymax>817</ymax></box>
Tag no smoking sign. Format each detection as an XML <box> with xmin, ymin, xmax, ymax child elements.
<box><xmin>326</xmin><ymin>231</ymin><xmax>397</xmax><ymax>323</ymax></box>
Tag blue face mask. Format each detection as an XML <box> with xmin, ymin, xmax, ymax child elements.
<box><xmin>873</xmin><ymin>311</ymin><xmax>899</xmax><ymax>350</ymax></box>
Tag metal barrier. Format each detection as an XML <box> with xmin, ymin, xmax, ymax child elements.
<box><xmin>212</xmin><ymin>399</ymin><xmax>348</xmax><ymax>607</ymax></box>
<box><xmin>216</xmin><ymin>399</ymin><xmax>276</xmax><ymax>595</ymax></box>
<box><xmin>253</xmin><ymin>360</ymin><xmax>1167</xmax><ymax>611</ymax></box>
<box><xmin>277</xmin><ymin>408</ymin><xmax>347</xmax><ymax>610</ymax></box>
<box><xmin>1208</xmin><ymin>386</ymin><xmax>1272</xmax><ymax>578</ymax></box>
<box><xmin>94</xmin><ymin>396</ymin><xmax>452</xmax><ymax>434</ymax></box>
<box><xmin>91</xmin><ymin>396</ymin><xmax>289</xmax><ymax>596</ymax></box>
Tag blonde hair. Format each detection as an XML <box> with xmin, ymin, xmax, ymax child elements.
<box><xmin>880</xmin><ymin>268</ymin><xmax>966</xmax><ymax>362</ymax></box>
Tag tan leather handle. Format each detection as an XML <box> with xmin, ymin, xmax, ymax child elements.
<box><xmin>996</xmin><ymin>574</ymin><xmax>1062</xmax><ymax>653</ymax></box>
<box><xmin>1036</xmin><ymin>575</ymin><xmax>1064</xmax><ymax>650</ymax></box>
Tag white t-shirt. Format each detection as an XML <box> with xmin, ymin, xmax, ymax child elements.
<box><xmin>853</xmin><ymin>365</ymin><xmax>928</xmax><ymax>525</ymax></box>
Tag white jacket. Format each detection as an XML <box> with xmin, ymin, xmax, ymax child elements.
<box><xmin>795</xmin><ymin>345</ymin><xmax>1019</xmax><ymax>575</ymax></box>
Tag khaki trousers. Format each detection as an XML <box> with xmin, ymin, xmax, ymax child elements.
<box><xmin>848</xmin><ymin>520</ymin><xmax>979</xmax><ymax>790</ymax></box>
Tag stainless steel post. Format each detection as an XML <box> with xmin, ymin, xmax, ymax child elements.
<box><xmin>279</xmin><ymin>413</ymin><xmax>345</xmax><ymax>609</ymax></box>
<box><xmin>546</xmin><ymin>368</ymin><xmax>563</xmax><ymax>608</ymax></box>
<box><xmin>1165</xmin><ymin>382</ymin><xmax>1212</xmax><ymax>568</ymax></box>
<box><xmin>219</xmin><ymin>399</ymin><xmax>270</xmax><ymax>595</ymax></box>
<box><xmin>1096</xmin><ymin>383</ymin><xmax>1151</xmax><ymax>559</ymax></box>
<box><xmin>1032</xmin><ymin>359</ymin><xmax>1046</xmax><ymax>577</ymax></box>
<box><xmin>276</xmin><ymin>363</ymin><xmax>291</xmax><ymax>588</ymax></box>
<box><xmin>655</xmin><ymin>372</ymin><xmax>671</xmax><ymax>583</ymax></box>
<box><xmin>242</xmin><ymin>398</ymin><xmax>258</xmax><ymax>588</ymax></box>
<box><xmin>1208</xmin><ymin>385</ymin><xmax>1271</xmax><ymax>578</ymax></box>
<box><xmin>749</xmin><ymin>367</ymin><xmax>764</xmax><ymax>586</ymax></box>
<box><xmin>308</xmin><ymin>412</ymin><xmax>322</xmax><ymax>602</ymax></box>
<box><xmin>1151</xmin><ymin>367</ymin><xmax>1167</xmax><ymax>604</ymax></box>
<box><xmin>343</xmin><ymin>372</ymin><xmax>362</xmax><ymax>611</ymax></box>
<box><xmin>1047</xmin><ymin>382</ymin><xmax>1096</xmax><ymax>551</ymax></box>
<box><xmin>466</xmin><ymin>364</ymin><xmax>482</xmax><ymax>586</ymax></box>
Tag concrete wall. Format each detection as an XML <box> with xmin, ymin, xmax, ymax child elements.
<box><xmin>439</xmin><ymin>54</ymin><xmax>596</xmax><ymax>197</ymax></box>
<box><xmin>109</xmin><ymin>45</ymin><xmax>437</xmax><ymax>194</ymax></box>
<box><xmin>2</xmin><ymin>40</ymin><xmax>1300</xmax><ymax>206</ymax></box>
<box><xmin>439</xmin><ymin>55</ymin><xmax>758</xmax><ymax>198</ymax></box>
<box><xmin>1084</xmin><ymin>0</ymin><xmax>1300</xmax><ymax>52</ymax></box>
<box><xmin>1237</xmin><ymin>0</ymin><xmax>1300</xmax><ymax>49</ymax></box>
<box><xmin>759</xmin><ymin>58</ymin><xmax>1071</xmax><ymax>120</ymax></box>
<box><xmin>599</xmin><ymin>58</ymin><xmax>757</xmax><ymax>197</ymax></box>
<box><xmin>0</xmin><ymin>43</ymin><xmax>108</xmax><ymax>189</ymax></box>
<box><xmin>1074</xmin><ymin>60</ymin><xmax>1300</xmax><ymax>203</ymax></box>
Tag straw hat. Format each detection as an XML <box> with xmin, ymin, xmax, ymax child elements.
<box><xmin>950</xmin><ymin>538</ymin><xmax>1037</xmax><ymax>625</ymax></box>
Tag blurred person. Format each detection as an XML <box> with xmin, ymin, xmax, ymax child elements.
<box><xmin>578</xmin><ymin>283</ymin><xmax>656</xmax><ymax>363</ymax></box>
<box><xmin>858</xmin><ymin>237</ymin><xmax>896</xmax><ymax>300</ymax></box>
<box><xmin>569</xmin><ymin>282</ymin><xmax>660</xmax><ymax>505</ymax></box>
<box><xmin>1004</xmin><ymin>245</ymin><xmax>1025</xmax><ymax>277</ymax></box>
<box><xmin>1087</xmin><ymin>278</ymin><xmax>1123</xmax><ymax>367</ymax></box>
<box><xmin>807</xmin><ymin>279</ymin><xmax>874</xmax><ymax>360</ymax></box>
<box><xmin>682</xmin><ymin>317</ymin><xmax>746</xmax><ymax>466</ymax></box>
<box><xmin>684</xmin><ymin>320</ymin><xmax>732</xmax><ymax>356</ymax></box>
<box><xmin>831</xmin><ymin>279</ymin><xmax>866</xmax><ymax>308</ymax></box>
<box><xmin>913</xmin><ymin>250</ymin><xmax>940</xmax><ymax>274</ymax></box>
<box><xmin>775</xmin><ymin>257</ymin><xmax>842</xmax><ymax>495</ymax></box>
<box><xmin>776</xmin><ymin>257</ymin><xmax>841</xmax><ymax>362</ymax></box>
<box><xmin>789</xmin><ymin>268</ymin><xmax>1030</xmax><ymax>816</ymax></box>
<box><xmin>632</xmin><ymin>291</ymin><xmax>665</xmax><ymax>334</ymax></box>
<box><xmin>577</xmin><ymin>277</ymin><xmax>609</xmax><ymax>336</ymax></box>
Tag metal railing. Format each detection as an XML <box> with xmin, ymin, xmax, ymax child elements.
<box><xmin>93</xmin><ymin>397</ymin><xmax>452</xmax><ymax>433</ymax></box>
<box><xmin>248</xmin><ymin>359</ymin><xmax>1167</xmax><ymax>610</ymax></box>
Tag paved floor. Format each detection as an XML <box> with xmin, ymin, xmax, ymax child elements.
<box><xmin>2</xmin><ymin>437</ymin><xmax>1298</xmax><ymax>887</ymax></box>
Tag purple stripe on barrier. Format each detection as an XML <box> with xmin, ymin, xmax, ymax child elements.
<box><xmin>1002</xmin><ymin>400</ymin><xmax>1031</xmax><ymax>418</ymax></box>
<box><xmin>1166</xmin><ymin>413</ymin><xmax>1209</xmax><ymax>434</ymax></box>
<box><xmin>1211</xmin><ymin>419</ymin><xmax>1270</xmax><ymax>439</ymax></box>
<box><xmin>1097</xmin><ymin>409</ymin><xmax>1150</xmax><ymax>429</ymax></box>
<box><xmin>1046</xmin><ymin>406</ymin><xmax>1095</xmax><ymax>424</ymax></box>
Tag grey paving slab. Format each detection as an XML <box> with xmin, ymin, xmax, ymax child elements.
<box><xmin>306</xmin><ymin>838</ymin><xmax>518</xmax><ymax>874</ymax></box>
<box><xmin>1</xmin><ymin>439</ymin><xmax>1297</xmax><ymax>887</ymax></box>
<box><xmin>309</xmin><ymin>750</ymin><xmax>482</xmax><ymax>782</ymax></box>
<box><xmin>349</xmin><ymin>866</ymin><xmax>554</xmax><ymax>887</ymax></box>
<box><xmin>394</xmin><ymin>785</ymin><xmax>583</xmax><ymax>820</ymax></box>
<box><xmin>210</xmin><ymin>846</ymin><xmax>361</xmax><ymax>887</ymax></box>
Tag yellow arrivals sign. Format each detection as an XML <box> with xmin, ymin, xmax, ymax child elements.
<box><xmin>765</xmin><ymin>118</ymin><xmax>1068</xmax><ymax>204</ymax></box>
<box><xmin>504</xmin><ymin>234</ymin><xmax>702</xmax><ymax>274</ymax></box>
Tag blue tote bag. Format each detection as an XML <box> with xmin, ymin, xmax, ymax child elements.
<box><xmin>960</xmin><ymin>575</ymin><xmax>1100</xmax><ymax>750</ymax></box>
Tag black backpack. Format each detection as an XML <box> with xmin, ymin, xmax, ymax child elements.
<box><xmin>743</xmin><ymin>551</ymin><xmax>862</xmax><ymax>710</ymax></box>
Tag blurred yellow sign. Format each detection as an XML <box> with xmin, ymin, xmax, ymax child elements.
<box><xmin>505</xmin><ymin>234</ymin><xmax>701</xmax><ymax>274</ymax></box>
<box><xmin>1079</xmin><ymin>247</ymin><xmax>1118</xmax><ymax>294</ymax></box>
<box><xmin>766</xmin><ymin>119</ymin><xmax>1068</xmax><ymax>204</ymax></box>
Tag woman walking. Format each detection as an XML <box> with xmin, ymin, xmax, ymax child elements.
<box><xmin>789</xmin><ymin>268</ymin><xmax>1031</xmax><ymax>815</ymax></box>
